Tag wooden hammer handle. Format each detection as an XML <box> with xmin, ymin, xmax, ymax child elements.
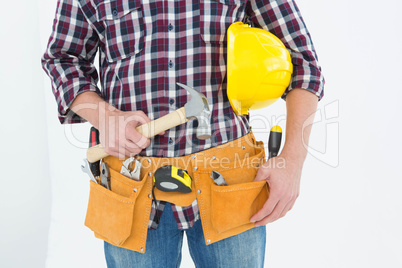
<box><xmin>86</xmin><ymin>107</ymin><xmax>188</xmax><ymax>163</ymax></box>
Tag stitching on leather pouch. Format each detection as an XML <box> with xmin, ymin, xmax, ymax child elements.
<box><xmin>141</xmin><ymin>174</ymin><xmax>152</xmax><ymax>251</ymax></box>
<box><xmin>195</xmin><ymin>148</ymin><xmax>261</xmax><ymax>172</ymax></box>
<box><xmin>109</xmin><ymin>168</ymin><xmax>145</xmax><ymax>189</ymax></box>
<box><xmin>201</xmin><ymin>135</ymin><xmax>256</xmax><ymax>158</ymax></box>
<box><xmin>112</xmin><ymin>175</ymin><xmax>140</xmax><ymax>189</ymax></box>
<box><xmin>91</xmin><ymin>182</ymin><xmax>135</xmax><ymax>204</ymax></box>
<box><xmin>194</xmin><ymin>171</ymin><xmax>210</xmax><ymax>242</ymax></box>
<box><xmin>196</xmin><ymin>164</ymin><xmax>259</xmax><ymax>173</ymax></box>
<box><xmin>195</xmin><ymin>154</ymin><xmax>262</xmax><ymax>173</ymax></box>
<box><xmin>211</xmin><ymin>182</ymin><xmax>265</xmax><ymax>193</ymax></box>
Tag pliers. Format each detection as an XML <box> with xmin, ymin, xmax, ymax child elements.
<box><xmin>120</xmin><ymin>157</ymin><xmax>141</xmax><ymax>181</ymax></box>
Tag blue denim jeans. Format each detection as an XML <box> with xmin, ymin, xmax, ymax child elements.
<box><xmin>104</xmin><ymin>203</ymin><xmax>266</xmax><ymax>267</ymax></box>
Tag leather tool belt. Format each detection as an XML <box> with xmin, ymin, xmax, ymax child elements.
<box><xmin>84</xmin><ymin>131</ymin><xmax>269</xmax><ymax>253</ymax></box>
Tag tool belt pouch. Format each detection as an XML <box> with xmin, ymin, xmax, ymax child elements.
<box><xmin>194</xmin><ymin>138</ymin><xmax>269</xmax><ymax>244</ymax></box>
<box><xmin>84</xmin><ymin>163</ymin><xmax>150</xmax><ymax>250</ymax></box>
<box><xmin>83</xmin><ymin>131</ymin><xmax>268</xmax><ymax>250</ymax></box>
<box><xmin>211</xmin><ymin>180</ymin><xmax>268</xmax><ymax>233</ymax></box>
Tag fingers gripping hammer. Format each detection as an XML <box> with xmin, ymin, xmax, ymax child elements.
<box><xmin>86</xmin><ymin>83</ymin><xmax>211</xmax><ymax>163</ymax></box>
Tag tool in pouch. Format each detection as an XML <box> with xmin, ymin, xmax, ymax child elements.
<box><xmin>81</xmin><ymin>159</ymin><xmax>98</xmax><ymax>184</ymax></box>
<box><xmin>268</xmin><ymin>125</ymin><xmax>282</xmax><ymax>159</ymax></box>
<box><xmin>81</xmin><ymin>127</ymin><xmax>113</xmax><ymax>190</ymax></box>
<box><xmin>210</xmin><ymin>170</ymin><xmax>228</xmax><ymax>186</ymax></box>
<box><xmin>121</xmin><ymin>157</ymin><xmax>141</xmax><ymax>181</ymax></box>
<box><xmin>100</xmin><ymin>162</ymin><xmax>111</xmax><ymax>190</ymax></box>
<box><xmin>81</xmin><ymin>127</ymin><xmax>101</xmax><ymax>185</ymax></box>
<box><xmin>81</xmin><ymin>126</ymin><xmax>142</xmax><ymax>187</ymax></box>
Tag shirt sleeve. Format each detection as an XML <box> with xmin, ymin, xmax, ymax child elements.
<box><xmin>246</xmin><ymin>0</ymin><xmax>325</xmax><ymax>100</ymax></box>
<box><xmin>41</xmin><ymin>0</ymin><xmax>101</xmax><ymax>124</ymax></box>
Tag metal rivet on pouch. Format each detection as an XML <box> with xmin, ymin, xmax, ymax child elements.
<box><xmin>133</xmin><ymin>188</ymin><xmax>137</xmax><ymax>193</ymax></box>
<box><xmin>256</xmin><ymin>164</ymin><xmax>260</xmax><ymax>167</ymax></box>
<box><xmin>197</xmin><ymin>190</ymin><xmax>201</xmax><ymax>194</ymax></box>
<box><xmin>147</xmin><ymin>159</ymin><xmax>152</xmax><ymax>163</ymax></box>
<box><xmin>194</xmin><ymin>167</ymin><xmax>198</xmax><ymax>171</ymax></box>
<box><xmin>192</xmin><ymin>155</ymin><xmax>196</xmax><ymax>159</ymax></box>
<box><xmin>212</xmin><ymin>156</ymin><xmax>216</xmax><ymax>160</ymax></box>
<box><xmin>207</xmin><ymin>239</ymin><xmax>211</xmax><ymax>244</ymax></box>
<box><xmin>148</xmin><ymin>194</ymin><xmax>152</xmax><ymax>198</ymax></box>
<box><xmin>242</xmin><ymin>146</ymin><xmax>245</xmax><ymax>150</ymax></box>
<box><xmin>141</xmin><ymin>248</ymin><xmax>144</xmax><ymax>252</ymax></box>
<box><xmin>148</xmin><ymin>172</ymin><xmax>152</xmax><ymax>177</ymax></box>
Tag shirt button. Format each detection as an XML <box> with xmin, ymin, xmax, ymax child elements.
<box><xmin>168</xmin><ymin>61</ymin><xmax>174</xmax><ymax>68</ymax></box>
<box><xmin>112</xmin><ymin>9</ymin><xmax>118</xmax><ymax>17</ymax></box>
<box><xmin>168</xmin><ymin>24</ymin><xmax>174</xmax><ymax>31</ymax></box>
<box><xmin>168</xmin><ymin>138</ymin><xmax>173</xmax><ymax>145</ymax></box>
<box><xmin>169</xmin><ymin>98</ymin><xmax>175</xmax><ymax>105</ymax></box>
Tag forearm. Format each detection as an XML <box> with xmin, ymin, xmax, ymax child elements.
<box><xmin>281</xmin><ymin>88</ymin><xmax>318</xmax><ymax>164</ymax></box>
<box><xmin>251</xmin><ymin>88</ymin><xmax>318</xmax><ymax>224</ymax></box>
<box><xmin>70</xmin><ymin>91</ymin><xmax>117</xmax><ymax>129</ymax></box>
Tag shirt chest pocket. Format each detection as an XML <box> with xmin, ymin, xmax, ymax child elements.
<box><xmin>200</xmin><ymin>0</ymin><xmax>246</xmax><ymax>44</ymax></box>
<box><xmin>96</xmin><ymin>0</ymin><xmax>145</xmax><ymax>62</ymax></box>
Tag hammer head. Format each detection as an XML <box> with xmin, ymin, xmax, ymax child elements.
<box><xmin>177</xmin><ymin>83</ymin><xmax>211</xmax><ymax>139</ymax></box>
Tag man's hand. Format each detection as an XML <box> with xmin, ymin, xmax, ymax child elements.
<box><xmin>70</xmin><ymin>91</ymin><xmax>162</xmax><ymax>158</ymax></box>
<box><xmin>250</xmin><ymin>88</ymin><xmax>319</xmax><ymax>226</ymax></box>
<box><xmin>250</xmin><ymin>154</ymin><xmax>302</xmax><ymax>226</ymax></box>
<box><xmin>99</xmin><ymin>108</ymin><xmax>152</xmax><ymax>159</ymax></box>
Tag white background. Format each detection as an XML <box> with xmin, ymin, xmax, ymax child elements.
<box><xmin>1</xmin><ymin>0</ymin><xmax>401</xmax><ymax>267</ymax></box>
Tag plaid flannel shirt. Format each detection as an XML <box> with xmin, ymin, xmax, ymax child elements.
<box><xmin>42</xmin><ymin>0</ymin><xmax>324</xmax><ymax>230</ymax></box>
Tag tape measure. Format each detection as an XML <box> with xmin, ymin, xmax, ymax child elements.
<box><xmin>153</xmin><ymin>165</ymin><xmax>192</xmax><ymax>193</ymax></box>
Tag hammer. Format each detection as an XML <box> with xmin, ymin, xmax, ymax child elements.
<box><xmin>86</xmin><ymin>83</ymin><xmax>211</xmax><ymax>163</ymax></box>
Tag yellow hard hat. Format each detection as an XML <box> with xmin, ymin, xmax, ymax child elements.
<box><xmin>227</xmin><ymin>22</ymin><xmax>293</xmax><ymax>115</ymax></box>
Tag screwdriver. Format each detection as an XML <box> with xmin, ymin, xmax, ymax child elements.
<box><xmin>268</xmin><ymin>125</ymin><xmax>282</xmax><ymax>159</ymax></box>
<box><xmin>88</xmin><ymin>127</ymin><xmax>101</xmax><ymax>178</ymax></box>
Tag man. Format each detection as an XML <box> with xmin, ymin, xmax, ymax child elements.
<box><xmin>42</xmin><ymin>0</ymin><xmax>324</xmax><ymax>267</ymax></box>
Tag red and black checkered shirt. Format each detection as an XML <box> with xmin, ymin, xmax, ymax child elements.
<box><xmin>42</xmin><ymin>0</ymin><xmax>324</xmax><ymax>230</ymax></box>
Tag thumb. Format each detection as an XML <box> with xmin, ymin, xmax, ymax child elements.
<box><xmin>132</xmin><ymin>111</ymin><xmax>151</xmax><ymax>126</ymax></box>
<box><xmin>253</xmin><ymin>164</ymin><xmax>271</xmax><ymax>182</ymax></box>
